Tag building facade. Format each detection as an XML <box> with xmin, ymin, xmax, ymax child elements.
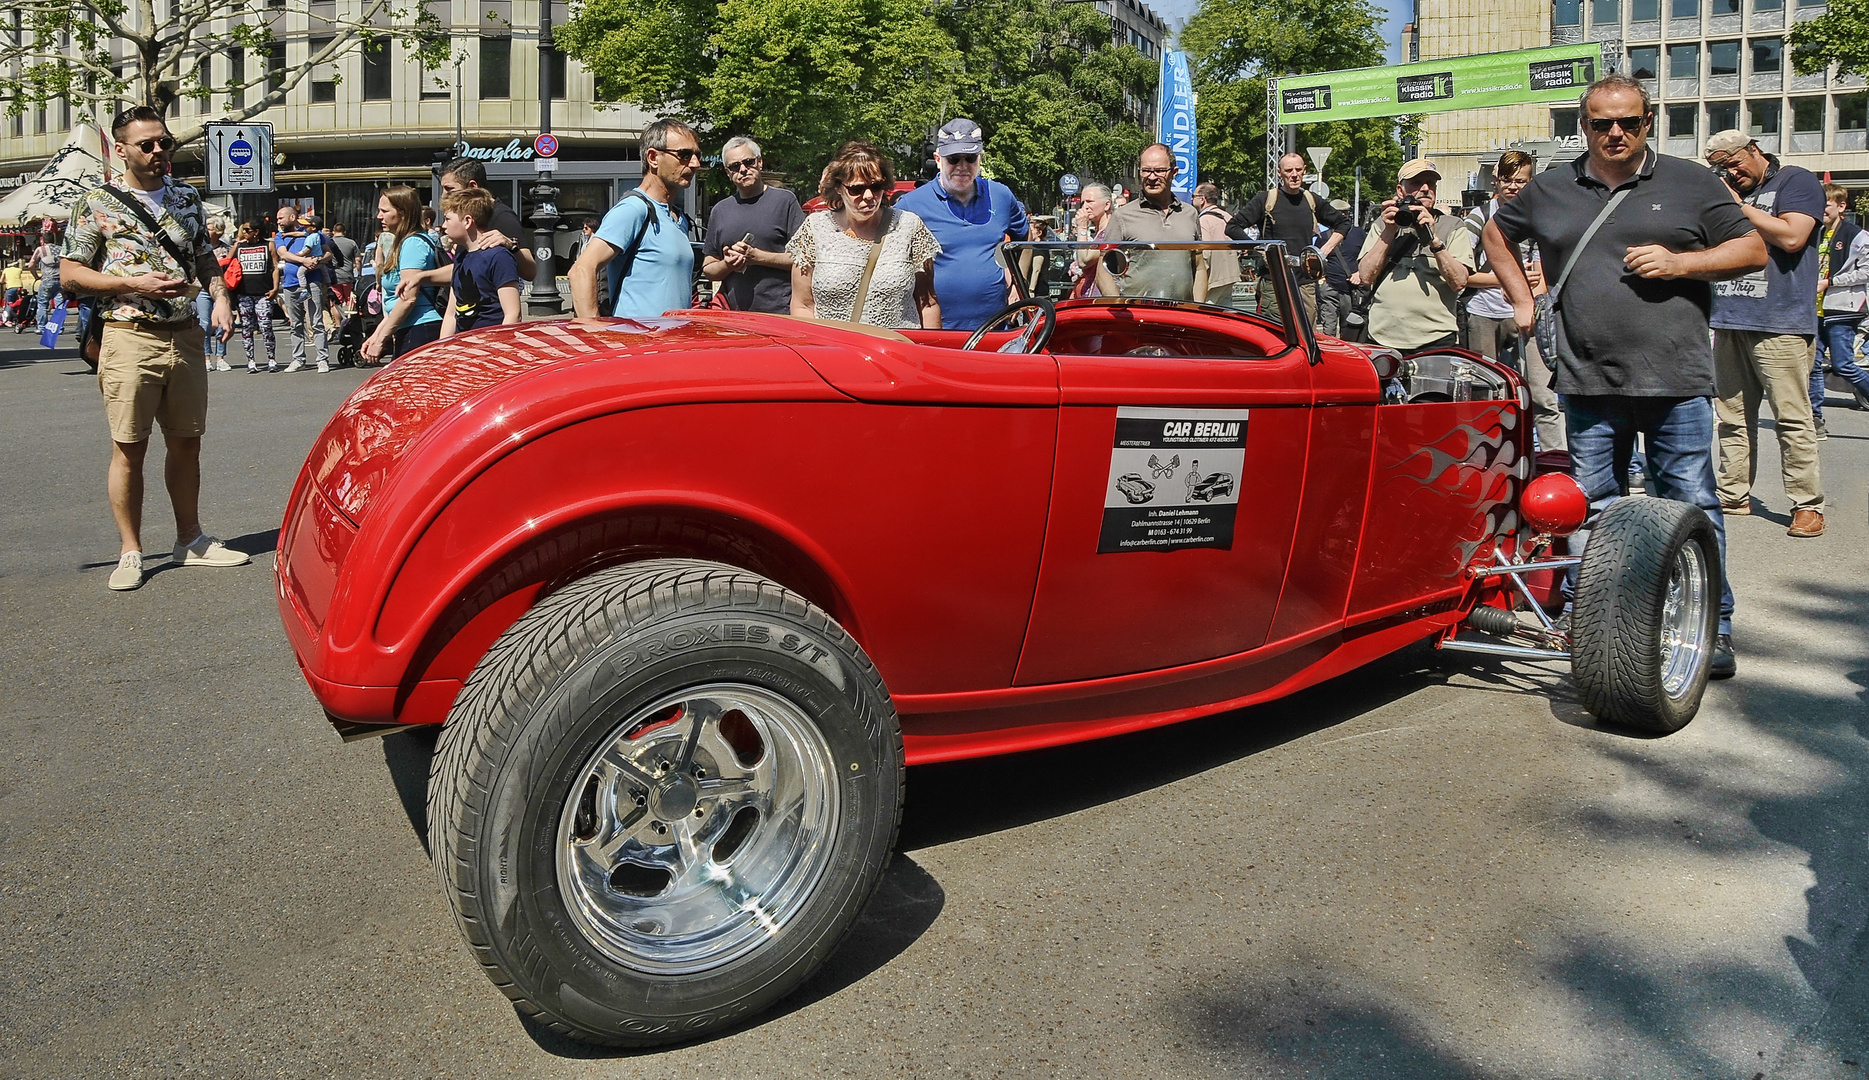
<box><xmin>1401</xmin><ymin>0</ymin><xmax>1867</xmax><ymax>204</ymax></box>
<box><xmin>0</xmin><ymin>0</ymin><xmax>659</xmax><ymax>251</ymax></box>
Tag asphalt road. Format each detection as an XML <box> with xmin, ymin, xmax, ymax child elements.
<box><xmin>2</xmin><ymin>329</ymin><xmax>1866</xmax><ymax>1079</ymax></box>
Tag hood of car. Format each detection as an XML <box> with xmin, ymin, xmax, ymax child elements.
<box><xmin>308</xmin><ymin>317</ymin><xmax>826</xmax><ymax>523</ymax></box>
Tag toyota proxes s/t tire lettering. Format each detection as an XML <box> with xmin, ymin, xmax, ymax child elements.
<box><xmin>428</xmin><ymin>560</ymin><xmax>903</xmax><ymax>1046</ymax></box>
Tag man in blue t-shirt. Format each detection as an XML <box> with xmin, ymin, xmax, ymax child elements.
<box><xmin>571</xmin><ymin>118</ymin><xmax>698</xmax><ymax>320</ymax></box>
<box><xmin>1704</xmin><ymin>129</ymin><xmax>1828</xmax><ymax>537</ymax></box>
<box><xmin>894</xmin><ymin>117</ymin><xmax>1030</xmax><ymax>331</ymax></box>
<box><xmin>273</xmin><ymin>204</ymin><xmax>329</xmax><ymax>372</ymax></box>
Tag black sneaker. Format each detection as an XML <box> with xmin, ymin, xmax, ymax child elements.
<box><xmin>1710</xmin><ymin>634</ymin><xmax>1736</xmax><ymax>680</ymax></box>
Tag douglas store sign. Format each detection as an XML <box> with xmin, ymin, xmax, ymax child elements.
<box><xmin>451</xmin><ymin>138</ymin><xmax>538</xmax><ymax>163</ymax></box>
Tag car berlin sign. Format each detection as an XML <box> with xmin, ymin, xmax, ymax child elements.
<box><xmin>1275</xmin><ymin>43</ymin><xmax>1603</xmax><ymax>124</ymax></box>
<box><xmin>1156</xmin><ymin>50</ymin><xmax>1197</xmax><ymax>198</ymax></box>
<box><xmin>205</xmin><ymin>122</ymin><xmax>275</xmax><ymax>193</ymax></box>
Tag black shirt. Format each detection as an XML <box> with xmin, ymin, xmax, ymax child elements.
<box><xmin>1324</xmin><ymin>225</ymin><xmax>1367</xmax><ymax>291</ymax></box>
<box><xmin>1230</xmin><ymin>187</ymin><xmax>1349</xmax><ymax>247</ymax></box>
<box><xmin>1493</xmin><ymin>150</ymin><xmax>1754</xmax><ymax>398</ymax></box>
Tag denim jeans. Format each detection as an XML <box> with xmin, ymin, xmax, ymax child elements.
<box><xmin>1814</xmin><ymin>316</ymin><xmax>1869</xmax><ymax>413</ymax></box>
<box><xmin>36</xmin><ymin>277</ymin><xmax>59</xmax><ymax>332</ymax></box>
<box><xmin>279</xmin><ymin>284</ymin><xmax>328</xmax><ymax>367</ymax></box>
<box><xmin>193</xmin><ymin>290</ymin><xmax>226</xmax><ymax>357</ymax></box>
<box><xmin>1565</xmin><ymin>395</ymin><xmax>1733</xmax><ymax>636</ymax></box>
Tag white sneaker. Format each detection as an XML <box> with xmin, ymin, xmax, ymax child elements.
<box><xmin>283</xmin><ymin>360</ymin><xmax>305</xmax><ymax>373</ymax></box>
<box><xmin>317</xmin><ymin>361</ymin><xmax>330</xmax><ymax>373</ymax></box>
<box><xmin>171</xmin><ymin>534</ymin><xmax>251</xmax><ymax>567</ymax></box>
<box><xmin>215</xmin><ymin>358</ymin><xmax>231</xmax><ymax>371</ymax></box>
<box><xmin>108</xmin><ymin>551</ymin><xmax>145</xmax><ymax>591</ymax></box>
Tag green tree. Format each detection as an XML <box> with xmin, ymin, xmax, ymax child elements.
<box><xmin>934</xmin><ymin>0</ymin><xmax>1157</xmax><ymax>203</ymax></box>
<box><xmin>1788</xmin><ymin>0</ymin><xmax>1869</xmax><ymax>78</ymax></box>
<box><xmin>1180</xmin><ymin>0</ymin><xmax>1405</xmax><ymax>207</ymax></box>
<box><xmin>560</xmin><ymin>0</ymin><xmax>959</xmax><ymax>179</ymax></box>
<box><xmin>0</xmin><ymin>0</ymin><xmax>448</xmax><ymax>147</ymax></box>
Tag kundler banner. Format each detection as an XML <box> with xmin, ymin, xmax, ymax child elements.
<box><xmin>1275</xmin><ymin>43</ymin><xmax>1603</xmax><ymax>125</ymax></box>
<box><xmin>1157</xmin><ymin>51</ymin><xmax>1198</xmax><ymax>199</ymax></box>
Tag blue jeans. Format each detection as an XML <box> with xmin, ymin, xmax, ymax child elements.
<box><xmin>36</xmin><ymin>277</ymin><xmax>59</xmax><ymax>332</ymax></box>
<box><xmin>194</xmin><ymin>290</ymin><xmax>227</xmax><ymax>357</ymax></box>
<box><xmin>1566</xmin><ymin>395</ymin><xmax>1733</xmax><ymax>636</ymax></box>
<box><xmin>1814</xmin><ymin>316</ymin><xmax>1868</xmax><ymax>413</ymax></box>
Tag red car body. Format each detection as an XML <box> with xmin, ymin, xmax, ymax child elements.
<box><xmin>276</xmin><ymin>303</ymin><xmax>1530</xmax><ymax>765</ymax></box>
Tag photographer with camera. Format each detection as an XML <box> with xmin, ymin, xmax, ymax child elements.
<box><xmin>1702</xmin><ymin>129</ymin><xmax>1828</xmax><ymax>537</ymax></box>
<box><xmin>1355</xmin><ymin>159</ymin><xmax>1472</xmax><ymax>352</ymax></box>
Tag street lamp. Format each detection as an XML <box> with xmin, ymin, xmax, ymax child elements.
<box><xmin>527</xmin><ymin>0</ymin><xmax>562</xmax><ymax>316</ymax></box>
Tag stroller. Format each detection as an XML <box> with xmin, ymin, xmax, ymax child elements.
<box><xmin>335</xmin><ymin>279</ymin><xmax>383</xmax><ymax>367</ymax></box>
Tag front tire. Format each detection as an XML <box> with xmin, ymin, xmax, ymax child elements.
<box><xmin>1570</xmin><ymin>497</ymin><xmax>1720</xmax><ymax>733</ymax></box>
<box><xmin>428</xmin><ymin>560</ymin><xmax>903</xmax><ymax>1046</ymax></box>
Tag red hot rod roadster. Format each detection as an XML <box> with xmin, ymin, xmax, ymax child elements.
<box><xmin>276</xmin><ymin>241</ymin><xmax>1720</xmax><ymax>1045</ymax></box>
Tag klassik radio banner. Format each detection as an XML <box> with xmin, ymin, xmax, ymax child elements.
<box><xmin>1275</xmin><ymin>43</ymin><xmax>1603</xmax><ymax>125</ymax></box>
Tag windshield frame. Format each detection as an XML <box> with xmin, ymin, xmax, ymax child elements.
<box><xmin>1000</xmin><ymin>239</ymin><xmax>1322</xmax><ymax>365</ymax></box>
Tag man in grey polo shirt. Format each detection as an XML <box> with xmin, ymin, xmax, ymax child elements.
<box><xmin>1099</xmin><ymin>143</ymin><xmax>1205</xmax><ymax>301</ymax></box>
<box><xmin>1483</xmin><ymin>74</ymin><xmax>1766</xmax><ymax>678</ymax></box>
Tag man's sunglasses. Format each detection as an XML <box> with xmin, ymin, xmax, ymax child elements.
<box><xmin>844</xmin><ymin>181</ymin><xmax>889</xmax><ymax>198</ymax></box>
<box><xmin>724</xmin><ymin>158</ymin><xmax>760</xmax><ymax>172</ymax></box>
<box><xmin>1585</xmin><ymin>114</ymin><xmax>1648</xmax><ymax>134</ymax></box>
<box><xmin>653</xmin><ymin>146</ymin><xmax>701</xmax><ymax>164</ymax></box>
<box><xmin>128</xmin><ymin>135</ymin><xmax>177</xmax><ymax>154</ymax></box>
<box><xmin>943</xmin><ymin>154</ymin><xmax>979</xmax><ymax>164</ymax></box>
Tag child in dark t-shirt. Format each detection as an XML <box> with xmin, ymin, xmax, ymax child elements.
<box><xmin>438</xmin><ymin>187</ymin><xmax>523</xmax><ymax>337</ymax></box>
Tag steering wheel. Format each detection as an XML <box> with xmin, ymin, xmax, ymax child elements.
<box><xmin>962</xmin><ymin>297</ymin><xmax>1056</xmax><ymax>354</ymax></box>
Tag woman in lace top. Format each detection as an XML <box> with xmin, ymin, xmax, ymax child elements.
<box><xmin>787</xmin><ymin>141</ymin><xmax>941</xmax><ymax>329</ymax></box>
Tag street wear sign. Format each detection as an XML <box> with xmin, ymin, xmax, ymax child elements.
<box><xmin>1099</xmin><ymin>407</ymin><xmax>1248</xmax><ymax>553</ymax></box>
<box><xmin>1157</xmin><ymin>51</ymin><xmax>1198</xmax><ymax>199</ymax></box>
<box><xmin>1275</xmin><ymin>44</ymin><xmax>1602</xmax><ymax>125</ymax></box>
<box><xmin>205</xmin><ymin>122</ymin><xmax>275</xmax><ymax>193</ymax></box>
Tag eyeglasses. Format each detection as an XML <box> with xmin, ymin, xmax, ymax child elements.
<box><xmin>1139</xmin><ymin>167</ymin><xmax>1174</xmax><ymax>177</ymax></box>
<box><xmin>724</xmin><ymin>158</ymin><xmax>760</xmax><ymax>172</ymax></box>
<box><xmin>943</xmin><ymin>154</ymin><xmax>978</xmax><ymax>165</ymax></box>
<box><xmin>843</xmin><ymin>181</ymin><xmax>889</xmax><ymax>198</ymax></box>
<box><xmin>1585</xmin><ymin>114</ymin><xmax>1648</xmax><ymax>134</ymax></box>
<box><xmin>129</xmin><ymin>135</ymin><xmax>177</xmax><ymax>154</ymax></box>
<box><xmin>653</xmin><ymin>146</ymin><xmax>701</xmax><ymax>164</ymax></box>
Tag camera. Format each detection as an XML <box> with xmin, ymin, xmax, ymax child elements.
<box><xmin>1716</xmin><ymin>165</ymin><xmax>1745</xmax><ymax>192</ymax></box>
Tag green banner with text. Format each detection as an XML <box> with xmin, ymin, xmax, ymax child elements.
<box><xmin>1275</xmin><ymin>44</ymin><xmax>1603</xmax><ymax>125</ymax></box>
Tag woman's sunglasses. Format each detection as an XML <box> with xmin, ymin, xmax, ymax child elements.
<box><xmin>129</xmin><ymin>135</ymin><xmax>177</xmax><ymax>154</ymax></box>
<box><xmin>844</xmin><ymin>181</ymin><xmax>888</xmax><ymax>198</ymax></box>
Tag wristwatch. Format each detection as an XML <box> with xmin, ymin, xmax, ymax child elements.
<box><xmin>1429</xmin><ymin>241</ymin><xmax>1445</xmax><ymax>253</ymax></box>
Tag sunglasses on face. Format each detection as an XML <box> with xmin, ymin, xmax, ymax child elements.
<box><xmin>129</xmin><ymin>135</ymin><xmax>177</xmax><ymax>154</ymax></box>
<box><xmin>724</xmin><ymin>158</ymin><xmax>760</xmax><ymax>172</ymax></box>
<box><xmin>943</xmin><ymin>154</ymin><xmax>978</xmax><ymax>165</ymax></box>
<box><xmin>654</xmin><ymin>147</ymin><xmax>701</xmax><ymax>164</ymax></box>
<box><xmin>844</xmin><ymin>181</ymin><xmax>888</xmax><ymax>198</ymax></box>
<box><xmin>1585</xmin><ymin>114</ymin><xmax>1648</xmax><ymax>134</ymax></box>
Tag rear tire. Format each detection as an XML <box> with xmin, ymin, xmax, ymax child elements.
<box><xmin>428</xmin><ymin>559</ymin><xmax>903</xmax><ymax>1046</ymax></box>
<box><xmin>1570</xmin><ymin>497</ymin><xmax>1720</xmax><ymax>733</ymax></box>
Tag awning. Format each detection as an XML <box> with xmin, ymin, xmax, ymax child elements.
<box><xmin>0</xmin><ymin>124</ymin><xmax>116</xmax><ymax>230</ymax></box>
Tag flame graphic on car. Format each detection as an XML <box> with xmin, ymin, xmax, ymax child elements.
<box><xmin>1386</xmin><ymin>405</ymin><xmax>1524</xmax><ymax>576</ymax></box>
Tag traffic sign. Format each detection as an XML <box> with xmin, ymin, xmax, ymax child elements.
<box><xmin>533</xmin><ymin>132</ymin><xmax>559</xmax><ymax>158</ymax></box>
<box><xmin>1059</xmin><ymin>173</ymin><xmax>1081</xmax><ymax>196</ymax></box>
<box><xmin>205</xmin><ymin>122</ymin><xmax>274</xmax><ymax>193</ymax></box>
<box><xmin>1310</xmin><ymin>180</ymin><xmax>1331</xmax><ymax>199</ymax></box>
<box><xmin>1306</xmin><ymin>145</ymin><xmax>1333</xmax><ymax>172</ymax></box>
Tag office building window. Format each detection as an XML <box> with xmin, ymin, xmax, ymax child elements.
<box><xmin>1751</xmin><ymin>38</ymin><xmax>1782</xmax><ymax>74</ymax></box>
<box><xmin>1629</xmin><ymin>46</ymin><xmax>1659</xmax><ymax>79</ymax></box>
<box><xmin>1671</xmin><ymin>0</ymin><xmax>1698</xmax><ymax>16</ymax></box>
<box><xmin>1593</xmin><ymin>0</ymin><xmax>1619</xmax><ymax>23</ymax></box>
<box><xmin>363</xmin><ymin>38</ymin><xmax>392</xmax><ymax>100</ymax></box>
<box><xmin>1555</xmin><ymin>0</ymin><xmax>1581</xmax><ymax>25</ymax></box>
<box><xmin>480</xmin><ymin>35</ymin><xmax>510</xmax><ymax>98</ymax></box>
<box><xmin>1840</xmin><ymin>93</ymin><xmax>1867</xmax><ymax>131</ymax></box>
<box><xmin>1632</xmin><ymin>0</ymin><xmax>1659</xmax><ymax>19</ymax></box>
<box><xmin>421</xmin><ymin>34</ymin><xmax>453</xmax><ymax>99</ymax></box>
<box><xmin>1552</xmin><ymin>108</ymin><xmax>1580</xmax><ymax>136</ymax></box>
<box><xmin>267</xmin><ymin>41</ymin><xmax>286</xmax><ymax>95</ymax></box>
<box><xmin>1669</xmin><ymin>42</ymin><xmax>1699</xmax><ymax>78</ymax></box>
<box><xmin>228</xmin><ymin>48</ymin><xmax>244</xmax><ymax>108</ymax></box>
<box><xmin>1668</xmin><ymin>103</ymin><xmax>1698</xmax><ymax>136</ymax></box>
<box><xmin>1710</xmin><ymin>0</ymin><xmax>1737</xmax><ymax>12</ymax></box>
<box><xmin>1748</xmin><ymin>99</ymin><xmax>1781</xmax><ymax>135</ymax></box>
<box><xmin>1754</xmin><ymin>0</ymin><xmax>1782</xmax><ymax>10</ymax></box>
<box><xmin>309</xmin><ymin>36</ymin><xmax>336</xmax><ymax>101</ymax></box>
<box><xmin>547</xmin><ymin>48</ymin><xmax>567</xmax><ymax>99</ymax></box>
<box><xmin>194</xmin><ymin>54</ymin><xmax>210</xmax><ymax>112</ymax></box>
<box><xmin>1707</xmin><ymin>100</ymin><xmax>1740</xmax><ymax>131</ymax></box>
<box><xmin>1709</xmin><ymin>40</ymin><xmax>1740</xmax><ymax>76</ymax></box>
<box><xmin>1792</xmin><ymin>96</ymin><xmax>1824</xmax><ymax>131</ymax></box>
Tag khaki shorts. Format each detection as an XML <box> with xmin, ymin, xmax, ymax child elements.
<box><xmin>98</xmin><ymin>320</ymin><xmax>208</xmax><ymax>444</ymax></box>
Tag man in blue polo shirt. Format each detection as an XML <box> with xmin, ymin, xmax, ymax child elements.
<box><xmin>894</xmin><ymin>117</ymin><xmax>1029</xmax><ymax>331</ymax></box>
<box><xmin>570</xmin><ymin>118</ymin><xmax>699</xmax><ymax>320</ymax></box>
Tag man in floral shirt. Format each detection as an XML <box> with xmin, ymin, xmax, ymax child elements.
<box><xmin>61</xmin><ymin>105</ymin><xmax>246</xmax><ymax>592</ymax></box>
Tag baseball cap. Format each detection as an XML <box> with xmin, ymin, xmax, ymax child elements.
<box><xmin>1329</xmin><ymin>199</ymin><xmax>1350</xmax><ymax>211</ymax></box>
<box><xmin>301</xmin><ymin>212</ymin><xmax>320</xmax><ymax>226</ymax></box>
<box><xmin>1705</xmin><ymin>129</ymin><xmax>1753</xmax><ymax>156</ymax></box>
<box><xmin>1397</xmin><ymin>158</ymin><xmax>1441</xmax><ymax>182</ymax></box>
<box><xmin>935</xmin><ymin>118</ymin><xmax>984</xmax><ymax>157</ymax></box>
